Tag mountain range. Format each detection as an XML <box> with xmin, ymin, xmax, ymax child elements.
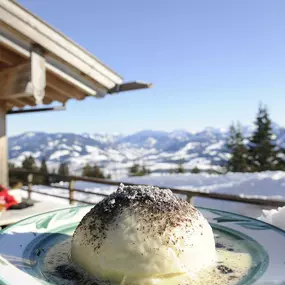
<box><xmin>8</xmin><ymin>124</ymin><xmax>285</xmax><ymax>177</ymax></box>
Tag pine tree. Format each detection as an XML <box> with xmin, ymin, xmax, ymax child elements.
<box><xmin>40</xmin><ymin>157</ymin><xmax>48</xmax><ymax>174</ymax></box>
<box><xmin>8</xmin><ymin>162</ymin><xmax>16</xmax><ymax>169</ymax></box>
<box><xmin>93</xmin><ymin>165</ymin><xmax>105</xmax><ymax>179</ymax></box>
<box><xmin>191</xmin><ymin>166</ymin><xmax>201</xmax><ymax>174</ymax></box>
<box><xmin>82</xmin><ymin>163</ymin><xmax>93</xmax><ymax>177</ymax></box>
<box><xmin>248</xmin><ymin>104</ymin><xmax>284</xmax><ymax>171</ymax></box>
<box><xmin>21</xmin><ymin>155</ymin><xmax>43</xmax><ymax>184</ymax></box>
<box><xmin>58</xmin><ymin>162</ymin><xmax>69</xmax><ymax>176</ymax></box>
<box><xmin>49</xmin><ymin>168</ymin><xmax>59</xmax><ymax>184</ymax></box>
<box><xmin>226</xmin><ymin>123</ymin><xmax>249</xmax><ymax>172</ymax></box>
<box><xmin>176</xmin><ymin>163</ymin><xmax>185</xmax><ymax>174</ymax></box>
<box><xmin>129</xmin><ymin>163</ymin><xmax>140</xmax><ymax>176</ymax></box>
<box><xmin>39</xmin><ymin>157</ymin><xmax>49</xmax><ymax>184</ymax></box>
<box><xmin>129</xmin><ymin>163</ymin><xmax>151</xmax><ymax>176</ymax></box>
<box><xmin>82</xmin><ymin>163</ymin><xmax>105</xmax><ymax>179</ymax></box>
<box><xmin>22</xmin><ymin>155</ymin><xmax>37</xmax><ymax>171</ymax></box>
<box><xmin>141</xmin><ymin>166</ymin><xmax>151</xmax><ymax>175</ymax></box>
<box><xmin>8</xmin><ymin>162</ymin><xmax>21</xmax><ymax>187</ymax></box>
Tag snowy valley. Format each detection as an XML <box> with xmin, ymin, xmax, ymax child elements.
<box><xmin>8</xmin><ymin>125</ymin><xmax>285</xmax><ymax>177</ymax></box>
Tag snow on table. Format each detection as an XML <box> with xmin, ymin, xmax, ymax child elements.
<box><xmin>0</xmin><ymin>201</ymin><xmax>74</xmax><ymax>227</ymax></box>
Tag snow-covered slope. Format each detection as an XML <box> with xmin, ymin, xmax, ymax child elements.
<box><xmin>20</xmin><ymin>171</ymin><xmax>285</xmax><ymax>226</ymax></box>
<box><xmin>8</xmin><ymin>125</ymin><xmax>285</xmax><ymax>175</ymax></box>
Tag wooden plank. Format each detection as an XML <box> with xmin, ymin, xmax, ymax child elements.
<box><xmin>46</xmin><ymin>62</ymin><xmax>99</xmax><ymax>96</ymax></box>
<box><xmin>0</xmin><ymin>44</ymin><xmax>27</xmax><ymax>66</ymax></box>
<box><xmin>109</xmin><ymin>82</ymin><xmax>153</xmax><ymax>94</ymax></box>
<box><xmin>0</xmin><ymin>63</ymin><xmax>32</xmax><ymax>100</ymax></box>
<box><xmin>0</xmin><ymin>34</ymin><xmax>30</xmax><ymax>59</ymax></box>
<box><xmin>27</xmin><ymin>174</ymin><xmax>33</xmax><ymax>200</ymax></box>
<box><xmin>31</xmin><ymin>45</ymin><xmax>46</xmax><ymax>104</ymax></box>
<box><xmin>43</xmin><ymin>86</ymin><xmax>66</xmax><ymax>104</ymax></box>
<box><xmin>6</xmin><ymin>98</ymin><xmax>26</xmax><ymax>108</ymax></box>
<box><xmin>42</xmin><ymin>95</ymin><xmax>53</xmax><ymax>105</ymax></box>
<box><xmin>10</xmin><ymin>168</ymin><xmax>285</xmax><ymax>208</ymax></box>
<box><xmin>18</xmin><ymin>97</ymin><xmax>36</xmax><ymax>107</ymax></box>
<box><xmin>1</xmin><ymin>35</ymin><xmax>104</xmax><ymax>97</ymax></box>
<box><xmin>40</xmin><ymin>183</ymin><xmax>108</xmax><ymax>197</ymax></box>
<box><xmin>21</xmin><ymin>181</ymin><xmax>285</xmax><ymax>208</ymax></box>
<box><xmin>69</xmin><ymin>180</ymin><xmax>75</xmax><ymax>205</ymax></box>
<box><xmin>0</xmin><ymin>50</ymin><xmax>46</xmax><ymax>107</ymax></box>
<box><xmin>46</xmin><ymin>71</ymin><xmax>86</xmax><ymax>100</ymax></box>
<box><xmin>0</xmin><ymin>93</ymin><xmax>32</xmax><ymax>100</ymax></box>
<box><xmin>5</xmin><ymin>102</ymin><xmax>14</xmax><ymax>110</ymax></box>
<box><xmin>20</xmin><ymin>189</ymin><xmax>94</xmax><ymax>205</ymax></box>
<box><xmin>45</xmin><ymin>86</ymin><xmax>68</xmax><ymax>103</ymax></box>
<box><xmin>0</xmin><ymin>105</ymin><xmax>8</xmax><ymax>187</ymax></box>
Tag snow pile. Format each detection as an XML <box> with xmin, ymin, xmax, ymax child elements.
<box><xmin>258</xmin><ymin>206</ymin><xmax>285</xmax><ymax>231</ymax></box>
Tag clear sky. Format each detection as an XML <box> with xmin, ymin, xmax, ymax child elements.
<box><xmin>8</xmin><ymin>0</ymin><xmax>285</xmax><ymax>135</ymax></box>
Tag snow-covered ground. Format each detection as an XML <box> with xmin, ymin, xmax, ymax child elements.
<box><xmin>20</xmin><ymin>171</ymin><xmax>285</xmax><ymax>230</ymax></box>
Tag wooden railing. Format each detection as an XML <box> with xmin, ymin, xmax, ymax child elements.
<box><xmin>9</xmin><ymin>168</ymin><xmax>285</xmax><ymax>208</ymax></box>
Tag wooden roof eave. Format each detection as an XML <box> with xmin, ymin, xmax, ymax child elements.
<box><xmin>0</xmin><ymin>0</ymin><xmax>123</xmax><ymax>87</ymax></box>
<box><xmin>0</xmin><ymin>0</ymin><xmax>153</xmax><ymax>111</ymax></box>
<box><xmin>0</xmin><ymin>35</ymin><xmax>112</xmax><ymax>110</ymax></box>
<box><xmin>0</xmin><ymin>0</ymin><xmax>125</xmax><ymax>110</ymax></box>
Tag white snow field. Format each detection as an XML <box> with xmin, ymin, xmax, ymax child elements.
<box><xmin>21</xmin><ymin>171</ymin><xmax>285</xmax><ymax>230</ymax></box>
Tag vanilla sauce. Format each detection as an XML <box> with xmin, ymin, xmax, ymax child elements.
<box><xmin>43</xmin><ymin>232</ymin><xmax>252</xmax><ymax>285</ymax></box>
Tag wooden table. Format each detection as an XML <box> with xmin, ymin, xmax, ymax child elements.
<box><xmin>0</xmin><ymin>201</ymin><xmax>73</xmax><ymax>228</ymax></box>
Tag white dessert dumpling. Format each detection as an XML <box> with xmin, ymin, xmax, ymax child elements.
<box><xmin>71</xmin><ymin>184</ymin><xmax>216</xmax><ymax>285</ymax></box>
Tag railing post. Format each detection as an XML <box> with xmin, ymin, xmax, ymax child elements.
<box><xmin>27</xmin><ymin>173</ymin><xmax>33</xmax><ymax>200</ymax></box>
<box><xmin>69</xmin><ymin>180</ymin><xmax>75</xmax><ymax>205</ymax></box>
<box><xmin>186</xmin><ymin>193</ymin><xmax>194</xmax><ymax>205</ymax></box>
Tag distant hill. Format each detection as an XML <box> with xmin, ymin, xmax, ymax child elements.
<box><xmin>8</xmin><ymin>125</ymin><xmax>285</xmax><ymax>176</ymax></box>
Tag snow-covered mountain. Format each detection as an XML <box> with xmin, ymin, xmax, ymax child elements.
<box><xmin>8</xmin><ymin>125</ymin><xmax>285</xmax><ymax>176</ymax></box>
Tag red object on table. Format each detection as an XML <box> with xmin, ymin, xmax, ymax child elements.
<box><xmin>0</xmin><ymin>185</ymin><xmax>18</xmax><ymax>209</ymax></box>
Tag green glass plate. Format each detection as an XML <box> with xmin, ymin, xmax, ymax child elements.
<box><xmin>0</xmin><ymin>206</ymin><xmax>284</xmax><ymax>285</ymax></box>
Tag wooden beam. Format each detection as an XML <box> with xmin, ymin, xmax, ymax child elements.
<box><xmin>46</xmin><ymin>62</ymin><xmax>99</xmax><ymax>96</ymax></box>
<box><xmin>0</xmin><ymin>53</ymin><xmax>46</xmax><ymax>105</ymax></box>
<box><xmin>0</xmin><ymin>93</ymin><xmax>32</xmax><ymax>100</ymax></box>
<box><xmin>5</xmin><ymin>102</ymin><xmax>14</xmax><ymax>110</ymax></box>
<box><xmin>45</xmin><ymin>86</ymin><xmax>69</xmax><ymax>103</ymax></box>
<box><xmin>0</xmin><ymin>33</ymin><xmax>30</xmax><ymax>59</ymax></box>
<box><xmin>109</xmin><ymin>81</ymin><xmax>153</xmax><ymax>94</ymax></box>
<box><xmin>0</xmin><ymin>63</ymin><xmax>32</xmax><ymax>100</ymax></box>
<box><xmin>1</xmin><ymin>35</ymin><xmax>106</xmax><ymax>98</ymax></box>
<box><xmin>0</xmin><ymin>62</ymin><xmax>89</xmax><ymax>108</ymax></box>
<box><xmin>19</xmin><ymin>97</ymin><xmax>37</xmax><ymax>107</ymax></box>
<box><xmin>7</xmin><ymin>89</ymin><xmax>56</xmax><ymax>106</ymax></box>
<box><xmin>46</xmin><ymin>71</ymin><xmax>86</xmax><ymax>100</ymax></box>
<box><xmin>0</xmin><ymin>105</ymin><xmax>8</xmax><ymax>187</ymax></box>
<box><xmin>0</xmin><ymin>44</ymin><xmax>27</xmax><ymax>66</ymax></box>
<box><xmin>42</xmin><ymin>94</ymin><xmax>53</xmax><ymax>105</ymax></box>
<box><xmin>6</xmin><ymin>98</ymin><xmax>26</xmax><ymax>109</ymax></box>
<box><xmin>31</xmin><ymin>45</ymin><xmax>46</xmax><ymax>104</ymax></box>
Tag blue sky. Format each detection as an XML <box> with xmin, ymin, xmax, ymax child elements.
<box><xmin>8</xmin><ymin>0</ymin><xmax>285</xmax><ymax>135</ymax></box>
